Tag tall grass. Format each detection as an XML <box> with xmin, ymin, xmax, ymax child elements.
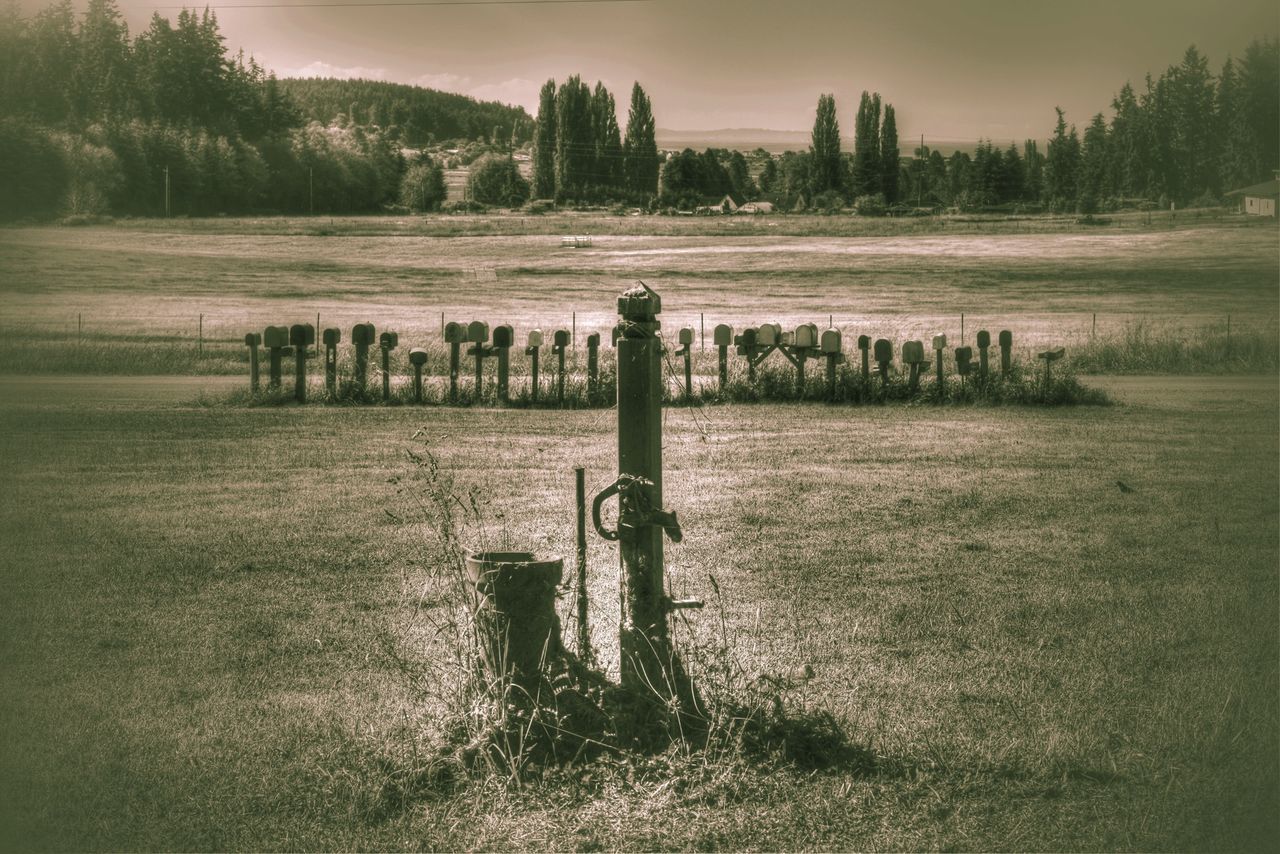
<box><xmin>1068</xmin><ymin>318</ymin><xmax>1278</xmax><ymax>374</ymax></box>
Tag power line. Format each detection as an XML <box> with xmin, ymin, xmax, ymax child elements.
<box><xmin>137</xmin><ymin>0</ymin><xmax>652</xmax><ymax>9</ymax></box>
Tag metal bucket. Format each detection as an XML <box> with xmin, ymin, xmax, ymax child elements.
<box><xmin>464</xmin><ymin>551</ymin><xmax>564</xmax><ymax>696</ymax></box>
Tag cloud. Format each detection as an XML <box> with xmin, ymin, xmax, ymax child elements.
<box><xmin>410</xmin><ymin>73</ymin><xmax>540</xmax><ymax>112</ymax></box>
<box><xmin>410</xmin><ymin>72</ymin><xmax>470</xmax><ymax>91</ymax></box>
<box><xmin>286</xmin><ymin>61</ymin><xmax>388</xmax><ymax>81</ymax></box>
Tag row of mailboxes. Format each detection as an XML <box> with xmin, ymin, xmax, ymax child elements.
<box><xmin>443</xmin><ymin>321</ymin><xmax>573</xmax><ymax>351</ymax></box>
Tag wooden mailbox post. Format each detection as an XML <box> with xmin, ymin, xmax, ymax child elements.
<box><xmin>821</xmin><ymin>328</ymin><xmax>843</xmax><ymax>400</ymax></box>
<box><xmin>244</xmin><ymin>332</ymin><xmax>262</xmax><ymax>393</ymax></box>
<box><xmin>552</xmin><ymin>329</ymin><xmax>570</xmax><ymax>404</ymax></box>
<box><xmin>858</xmin><ymin>334</ymin><xmax>871</xmax><ymax>381</ymax></box>
<box><xmin>379</xmin><ymin>331</ymin><xmax>398</xmax><ymax>401</ymax></box>
<box><xmin>714</xmin><ymin>324</ymin><xmax>733</xmax><ymax>392</ymax></box>
<box><xmin>289</xmin><ymin>323</ymin><xmax>315</xmax><ymax>403</ymax></box>
<box><xmin>351</xmin><ymin>322</ymin><xmax>376</xmax><ymax>393</ymax></box>
<box><xmin>263</xmin><ymin>325</ymin><xmax>290</xmax><ymax>390</ymax></box>
<box><xmin>902</xmin><ymin>340</ymin><xmax>928</xmax><ymax>393</ymax></box>
<box><xmin>493</xmin><ymin>324</ymin><xmax>514</xmax><ymax>403</ymax></box>
<box><xmin>999</xmin><ymin>330</ymin><xmax>1013</xmax><ymax>377</ymax></box>
<box><xmin>525</xmin><ymin>329</ymin><xmax>543</xmax><ymax>403</ymax></box>
<box><xmin>778</xmin><ymin>322</ymin><xmax>818</xmax><ymax>395</ymax></box>
<box><xmin>409</xmin><ymin>348</ymin><xmax>428</xmax><ymax>402</ymax></box>
<box><xmin>976</xmin><ymin>330</ymin><xmax>991</xmax><ymax>380</ymax></box>
<box><xmin>322</xmin><ymin>327</ymin><xmax>341</xmax><ymax>396</ymax></box>
<box><xmin>444</xmin><ymin>321</ymin><xmax>467</xmax><ymax>401</ymax></box>
<box><xmin>873</xmin><ymin>338</ymin><xmax>893</xmax><ymax>390</ymax></box>
<box><xmin>932</xmin><ymin>333</ymin><xmax>948</xmax><ymax>397</ymax></box>
<box><xmin>466</xmin><ymin>321</ymin><xmax>490</xmax><ymax>401</ymax></box>
<box><xmin>1038</xmin><ymin>347</ymin><xmax>1064</xmax><ymax>393</ymax></box>
<box><xmin>586</xmin><ymin>332</ymin><xmax>601</xmax><ymax>402</ymax></box>
<box><xmin>955</xmin><ymin>345</ymin><xmax>974</xmax><ymax>395</ymax></box>
<box><xmin>675</xmin><ymin>327</ymin><xmax>694</xmax><ymax>402</ymax></box>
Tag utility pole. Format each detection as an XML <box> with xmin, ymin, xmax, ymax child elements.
<box><xmin>164</xmin><ymin>166</ymin><xmax>171</xmax><ymax>217</ymax></box>
<box><xmin>309</xmin><ymin>167</ymin><xmax>314</xmax><ymax>214</ymax></box>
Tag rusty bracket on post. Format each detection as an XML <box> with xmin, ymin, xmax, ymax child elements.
<box><xmin>591</xmin><ymin>473</ymin><xmax>683</xmax><ymax>545</ymax></box>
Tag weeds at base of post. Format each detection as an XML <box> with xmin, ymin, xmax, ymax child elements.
<box><xmin>358</xmin><ymin>443</ymin><xmax>871</xmax><ymax>820</ymax></box>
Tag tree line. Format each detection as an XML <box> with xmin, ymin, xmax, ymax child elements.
<box><xmin>531</xmin><ymin>76</ymin><xmax>660</xmax><ymax>202</ymax></box>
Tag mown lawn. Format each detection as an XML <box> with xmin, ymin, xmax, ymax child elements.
<box><xmin>0</xmin><ymin>378</ymin><xmax>1276</xmax><ymax>850</ymax></box>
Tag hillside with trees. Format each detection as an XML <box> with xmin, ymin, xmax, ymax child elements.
<box><xmin>278</xmin><ymin>78</ymin><xmax>532</xmax><ymax>148</ymax></box>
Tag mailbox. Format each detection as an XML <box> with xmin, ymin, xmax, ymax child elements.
<box><xmin>678</xmin><ymin>327</ymin><xmax>694</xmax><ymax>346</ymax></box>
<box><xmin>586</xmin><ymin>332</ymin><xmax>600</xmax><ymax>348</ymax></box>
<box><xmin>380</xmin><ymin>331</ymin><xmax>398</xmax><ymax>349</ymax></box>
<box><xmin>735</xmin><ymin>327</ymin><xmax>757</xmax><ymax>354</ymax></box>
<box><xmin>902</xmin><ymin>340</ymin><xmax>925</xmax><ymax>363</ymax></box>
<box><xmin>409</xmin><ymin>348</ymin><xmax>428</xmax><ymax>366</ymax></box>
<box><xmin>780</xmin><ymin>330</ymin><xmax>794</xmax><ymax>346</ymax></box>
<box><xmin>468</xmin><ymin>321</ymin><xmax>489</xmax><ymax>344</ymax></box>
<box><xmin>873</xmin><ymin>338</ymin><xmax>893</xmax><ymax>364</ymax></box>
<box><xmin>820</xmin><ymin>329</ymin><xmax>841</xmax><ymax>353</ymax></box>
<box><xmin>932</xmin><ymin>334</ymin><xmax>947</xmax><ymax>351</ymax></box>
<box><xmin>264</xmin><ymin>326</ymin><xmax>289</xmax><ymax>349</ymax></box>
<box><xmin>976</xmin><ymin>330</ymin><xmax>991</xmax><ymax>349</ymax></box>
<box><xmin>492</xmin><ymin>325</ymin><xmax>514</xmax><ymax>349</ymax></box>
<box><xmin>794</xmin><ymin>324</ymin><xmax>817</xmax><ymax>349</ymax></box>
<box><xmin>757</xmin><ymin>323</ymin><xmax>779</xmax><ymax>346</ymax></box>
<box><xmin>857</xmin><ymin>335</ymin><xmax>870</xmax><ymax>351</ymax></box>
<box><xmin>713</xmin><ymin>324</ymin><xmax>733</xmax><ymax>347</ymax></box>
<box><xmin>322</xmin><ymin>328</ymin><xmax>341</xmax><ymax>347</ymax></box>
<box><xmin>352</xmin><ymin>323</ymin><xmax>376</xmax><ymax>346</ymax></box>
<box><xmin>290</xmin><ymin>323</ymin><xmax>315</xmax><ymax>347</ymax></box>
<box><xmin>244</xmin><ymin>332</ymin><xmax>261</xmax><ymax>347</ymax></box>
<box><xmin>444</xmin><ymin>322</ymin><xmax>467</xmax><ymax>344</ymax></box>
<box><xmin>955</xmin><ymin>346</ymin><xmax>974</xmax><ymax>375</ymax></box>
<box><xmin>553</xmin><ymin>329</ymin><xmax>570</xmax><ymax>349</ymax></box>
<box><xmin>1038</xmin><ymin>347</ymin><xmax>1065</xmax><ymax>362</ymax></box>
<box><xmin>999</xmin><ymin>330</ymin><xmax>1013</xmax><ymax>348</ymax></box>
<box><xmin>528</xmin><ymin>329</ymin><xmax>544</xmax><ymax>349</ymax></box>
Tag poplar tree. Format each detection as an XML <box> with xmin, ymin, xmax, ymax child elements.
<box><xmin>622</xmin><ymin>81</ymin><xmax>658</xmax><ymax>199</ymax></box>
<box><xmin>853</xmin><ymin>91</ymin><xmax>881</xmax><ymax>196</ymax></box>
<box><xmin>880</xmin><ymin>103</ymin><xmax>899</xmax><ymax>202</ymax></box>
<box><xmin>808</xmin><ymin>93</ymin><xmax>841</xmax><ymax>197</ymax></box>
<box><xmin>590</xmin><ymin>81</ymin><xmax>622</xmax><ymax>194</ymax></box>
<box><xmin>532</xmin><ymin>78</ymin><xmax>556</xmax><ymax>198</ymax></box>
<box><xmin>554</xmin><ymin>75</ymin><xmax>591</xmax><ymax>199</ymax></box>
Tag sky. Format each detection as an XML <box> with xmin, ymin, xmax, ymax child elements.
<box><xmin>21</xmin><ymin>0</ymin><xmax>1280</xmax><ymax>141</ymax></box>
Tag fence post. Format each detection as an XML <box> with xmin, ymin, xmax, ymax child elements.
<box><xmin>575</xmin><ymin>466</ymin><xmax>591</xmax><ymax>663</ymax></box>
<box><xmin>198</xmin><ymin>313</ymin><xmax>203</xmax><ymax>357</ymax></box>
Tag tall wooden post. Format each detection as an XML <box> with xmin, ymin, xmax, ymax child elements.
<box><xmin>858</xmin><ymin>335</ymin><xmax>871</xmax><ymax>381</ymax></box>
<box><xmin>290</xmin><ymin>323</ymin><xmax>314</xmax><ymax>403</ymax></box>
<box><xmin>494</xmin><ymin>325</ymin><xmax>513</xmax><ymax>404</ymax></box>
<box><xmin>244</xmin><ymin>333</ymin><xmax>261</xmax><ymax>393</ymax></box>
<box><xmin>352</xmin><ymin>323</ymin><xmax>375</xmax><ymax>394</ymax></box>
<box><xmin>553</xmin><ymin>330</ymin><xmax>569</xmax><ymax>405</ymax></box>
<box><xmin>586</xmin><ymin>332</ymin><xmax>600</xmax><ymax>402</ymax></box>
<box><xmin>714</xmin><ymin>324</ymin><xmax>732</xmax><ymax>393</ymax></box>
<box><xmin>575</xmin><ymin>466</ymin><xmax>590</xmax><ymax>663</ymax></box>
<box><xmin>445</xmin><ymin>322</ymin><xmax>466</xmax><ymax>402</ymax></box>
<box><xmin>264</xmin><ymin>325</ymin><xmax>288</xmax><ymax>390</ymax></box>
<box><xmin>379</xmin><ymin>331</ymin><xmax>398</xmax><ymax>402</ymax></box>
<box><xmin>999</xmin><ymin>330</ymin><xmax>1013</xmax><ymax>377</ymax></box>
<box><xmin>323</xmin><ymin>328</ymin><xmax>340</xmax><ymax>396</ymax></box>
<box><xmin>976</xmin><ymin>330</ymin><xmax>991</xmax><ymax>381</ymax></box>
<box><xmin>526</xmin><ymin>330</ymin><xmax>542</xmax><ymax>403</ymax></box>
<box><xmin>409</xmin><ymin>348</ymin><xmax>427</xmax><ymax>403</ymax></box>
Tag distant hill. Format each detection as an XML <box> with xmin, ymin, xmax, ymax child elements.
<box><xmin>656</xmin><ymin>127</ymin><xmax>984</xmax><ymax>156</ymax></box>
<box><xmin>279</xmin><ymin>78</ymin><xmax>534</xmax><ymax>147</ymax></box>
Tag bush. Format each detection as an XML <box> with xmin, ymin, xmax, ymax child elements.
<box><xmin>399</xmin><ymin>156</ymin><xmax>446</xmax><ymax>212</ymax></box>
<box><xmin>852</xmin><ymin>193</ymin><xmax>886</xmax><ymax>216</ymax></box>
<box><xmin>465</xmin><ymin>154</ymin><xmax>529</xmax><ymax>207</ymax></box>
<box><xmin>812</xmin><ymin>189</ymin><xmax>845</xmax><ymax>213</ymax></box>
<box><xmin>0</xmin><ymin>119</ymin><xmax>67</xmax><ymax>221</ymax></box>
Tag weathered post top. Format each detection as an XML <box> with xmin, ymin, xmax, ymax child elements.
<box><xmin>617</xmin><ymin>282</ymin><xmax>662</xmax><ymax>335</ymax></box>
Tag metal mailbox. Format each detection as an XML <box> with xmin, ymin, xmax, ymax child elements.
<box><xmin>444</xmin><ymin>322</ymin><xmax>468</xmax><ymax>344</ymax></box>
<box><xmin>713</xmin><ymin>323</ymin><xmax>733</xmax><ymax>347</ymax></box>
<box><xmin>820</xmin><ymin>328</ymin><xmax>841</xmax><ymax>354</ymax></box>
<box><xmin>468</xmin><ymin>321</ymin><xmax>489</xmax><ymax>344</ymax></box>
<box><xmin>492</xmin><ymin>324</ymin><xmax>514</xmax><ymax>349</ymax></box>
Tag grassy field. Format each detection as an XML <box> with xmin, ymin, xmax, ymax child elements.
<box><xmin>1</xmin><ymin>377</ymin><xmax>1276</xmax><ymax>850</ymax></box>
<box><xmin>0</xmin><ymin>215</ymin><xmax>1275</xmax><ymax>376</ymax></box>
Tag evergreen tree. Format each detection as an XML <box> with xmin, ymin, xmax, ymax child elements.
<box><xmin>727</xmin><ymin>150</ymin><xmax>753</xmax><ymax>199</ymax></box>
<box><xmin>1045</xmin><ymin>107</ymin><xmax>1080</xmax><ymax>209</ymax></box>
<box><xmin>1022</xmin><ymin>139</ymin><xmax>1044</xmax><ymax>202</ymax></box>
<box><xmin>880</xmin><ymin>103</ymin><xmax>899</xmax><ymax>202</ymax></box>
<box><xmin>1079</xmin><ymin>112</ymin><xmax>1110</xmax><ymax>210</ymax></box>
<box><xmin>532</xmin><ymin>78</ymin><xmax>556</xmax><ymax>198</ymax></box>
<box><xmin>808</xmin><ymin>93</ymin><xmax>841</xmax><ymax>197</ymax></box>
<box><xmin>852</xmin><ymin>91</ymin><xmax>881</xmax><ymax>196</ymax></box>
<box><xmin>1106</xmin><ymin>83</ymin><xmax>1142</xmax><ymax>197</ymax></box>
<box><xmin>1166</xmin><ymin>45</ymin><xmax>1218</xmax><ymax>200</ymax></box>
<box><xmin>1238</xmin><ymin>38</ymin><xmax>1279</xmax><ymax>182</ymax></box>
<box><xmin>467</xmin><ymin>153</ymin><xmax>529</xmax><ymax>206</ymax></box>
<box><xmin>72</xmin><ymin>0</ymin><xmax>132</xmax><ymax>124</ymax></box>
<box><xmin>622</xmin><ymin>81</ymin><xmax>658</xmax><ymax>199</ymax></box>
<box><xmin>1000</xmin><ymin>142</ymin><xmax>1025</xmax><ymax>202</ymax></box>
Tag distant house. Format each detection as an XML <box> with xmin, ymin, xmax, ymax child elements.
<box><xmin>1225</xmin><ymin>178</ymin><xmax>1278</xmax><ymax>217</ymax></box>
<box><xmin>695</xmin><ymin>195</ymin><xmax>740</xmax><ymax>215</ymax></box>
<box><xmin>736</xmin><ymin>201</ymin><xmax>774</xmax><ymax>214</ymax></box>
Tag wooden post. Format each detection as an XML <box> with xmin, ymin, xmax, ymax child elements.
<box><xmin>379</xmin><ymin>331</ymin><xmax>398</xmax><ymax>402</ymax></box>
<box><xmin>714</xmin><ymin>324</ymin><xmax>732</xmax><ymax>393</ymax></box>
<box><xmin>526</xmin><ymin>330</ymin><xmax>542</xmax><ymax>403</ymax></box>
<box><xmin>572</xmin><ymin>312</ymin><xmax>576</xmax><ymax>349</ymax></box>
<box><xmin>290</xmin><ymin>323</ymin><xmax>314</xmax><ymax>403</ymax></box>
<box><xmin>1038</xmin><ymin>347</ymin><xmax>1065</xmax><ymax>401</ymax></box>
<box><xmin>575</xmin><ymin>466</ymin><xmax>591</xmax><ymax>663</ymax></box>
<box><xmin>858</xmin><ymin>335</ymin><xmax>871</xmax><ymax>381</ymax></box>
<box><xmin>932</xmin><ymin>334</ymin><xmax>947</xmax><ymax>400</ymax></box>
<box><xmin>976</xmin><ymin>330</ymin><xmax>991</xmax><ymax>381</ymax></box>
<box><xmin>586</xmin><ymin>333</ymin><xmax>600</xmax><ymax>402</ymax></box>
<box><xmin>676</xmin><ymin>327</ymin><xmax>694</xmax><ymax>402</ymax></box>
<box><xmin>902</xmin><ymin>340</ymin><xmax>925</xmax><ymax>393</ymax></box>
<box><xmin>960</xmin><ymin>312</ymin><xmax>964</xmax><ymax>345</ymax></box>
<box><xmin>409</xmin><ymin>349</ymin><xmax>427</xmax><ymax>403</ymax></box>
<box><xmin>553</xmin><ymin>330</ymin><xmax>569</xmax><ymax>404</ymax></box>
<box><xmin>999</xmin><ymin>329</ymin><xmax>1013</xmax><ymax>378</ymax></box>
<box><xmin>445</xmin><ymin>321</ymin><xmax>466</xmax><ymax>402</ymax></box>
<box><xmin>873</xmin><ymin>338</ymin><xmax>893</xmax><ymax>393</ymax></box>
<box><xmin>821</xmin><ymin>328</ymin><xmax>842</xmax><ymax>401</ymax></box>
<box><xmin>323</xmin><ymin>328</ymin><xmax>340</xmax><ymax>395</ymax></box>
<box><xmin>700</xmin><ymin>312</ymin><xmax>705</xmax><ymax>350</ymax></box>
<box><xmin>264</xmin><ymin>325</ymin><xmax>288</xmax><ymax>390</ymax></box>
<box><xmin>244</xmin><ymin>332</ymin><xmax>261</xmax><ymax>393</ymax></box>
<box><xmin>352</xmin><ymin>323</ymin><xmax>375</xmax><ymax>393</ymax></box>
<box><xmin>494</xmin><ymin>325</ymin><xmax>513</xmax><ymax>404</ymax></box>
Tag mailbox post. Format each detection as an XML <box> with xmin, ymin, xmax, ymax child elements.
<box><xmin>290</xmin><ymin>323</ymin><xmax>315</xmax><ymax>403</ymax></box>
<box><xmin>778</xmin><ymin>323</ymin><xmax>818</xmax><ymax>395</ymax></box>
<box><xmin>735</xmin><ymin>323</ymin><xmax>780</xmax><ymax>382</ymax></box>
<box><xmin>552</xmin><ymin>329</ymin><xmax>569</xmax><ymax>405</ymax></box>
<box><xmin>352</xmin><ymin>323</ymin><xmax>376</xmax><ymax>393</ymax></box>
<box><xmin>902</xmin><ymin>340</ymin><xmax>928</xmax><ymax>393</ymax></box>
<box><xmin>264</xmin><ymin>325</ymin><xmax>289</xmax><ymax>390</ymax></box>
<box><xmin>493</xmin><ymin>324</ymin><xmax>514</xmax><ymax>403</ymax></box>
<box><xmin>1038</xmin><ymin>347</ymin><xmax>1064</xmax><ymax>395</ymax></box>
<box><xmin>976</xmin><ymin>330</ymin><xmax>991</xmax><ymax>381</ymax></box>
<box><xmin>821</xmin><ymin>328</ymin><xmax>843</xmax><ymax>401</ymax></box>
<box><xmin>999</xmin><ymin>330</ymin><xmax>1013</xmax><ymax>377</ymax></box>
<box><xmin>322</xmin><ymin>328</ymin><xmax>341</xmax><ymax>396</ymax></box>
<box><xmin>858</xmin><ymin>335</ymin><xmax>871</xmax><ymax>381</ymax></box>
<box><xmin>244</xmin><ymin>332</ymin><xmax>261</xmax><ymax>393</ymax></box>
<box><xmin>409</xmin><ymin>348</ymin><xmax>428</xmax><ymax>402</ymax></box>
<box><xmin>713</xmin><ymin>324</ymin><xmax>732</xmax><ymax>392</ymax></box>
<box><xmin>526</xmin><ymin>329</ymin><xmax>543</xmax><ymax>403</ymax></box>
<box><xmin>932</xmin><ymin>333</ymin><xmax>948</xmax><ymax>397</ymax></box>
<box><xmin>444</xmin><ymin>321</ymin><xmax>466</xmax><ymax>401</ymax></box>
<box><xmin>873</xmin><ymin>338</ymin><xmax>893</xmax><ymax>391</ymax></box>
<box><xmin>379</xmin><ymin>331</ymin><xmax>398</xmax><ymax>402</ymax></box>
<box><xmin>955</xmin><ymin>346</ymin><xmax>974</xmax><ymax>396</ymax></box>
<box><xmin>591</xmin><ymin>283</ymin><xmax>691</xmax><ymax>703</ymax></box>
<box><xmin>467</xmin><ymin>321</ymin><xmax>490</xmax><ymax>401</ymax></box>
<box><xmin>675</xmin><ymin>327</ymin><xmax>694</xmax><ymax>402</ymax></box>
<box><xmin>586</xmin><ymin>332</ymin><xmax>601</xmax><ymax>402</ymax></box>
